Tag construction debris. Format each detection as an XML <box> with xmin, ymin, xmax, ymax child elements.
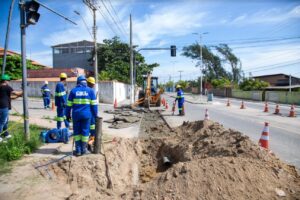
<box><xmin>104</xmin><ymin>108</ymin><xmax>143</xmax><ymax>129</ymax></box>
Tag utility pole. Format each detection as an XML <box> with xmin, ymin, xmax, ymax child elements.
<box><xmin>289</xmin><ymin>74</ymin><xmax>292</xmax><ymax>93</ymax></box>
<box><xmin>2</xmin><ymin>0</ymin><xmax>15</xmax><ymax>76</ymax></box>
<box><xmin>130</xmin><ymin>14</ymin><xmax>134</xmax><ymax>104</ymax></box>
<box><xmin>20</xmin><ymin>0</ymin><xmax>30</xmax><ymax>140</ymax></box>
<box><xmin>178</xmin><ymin>70</ymin><xmax>183</xmax><ymax>81</ymax></box>
<box><xmin>83</xmin><ymin>0</ymin><xmax>98</xmax><ymax>99</ymax></box>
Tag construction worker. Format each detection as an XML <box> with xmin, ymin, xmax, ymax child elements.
<box><xmin>175</xmin><ymin>85</ymin><xmax>185</xmax><ymax>116</ymax></box>
<box><xmin>55</xmin><ymin>73</ymin><xmax>69</xmax><ymax>129</ymax></box>
<box><xmin>41</xmin><ymin>80</ymin><xmax>51</xmax><ymax>109</ymax></box>
<box><xmin>66</xmin><ymin>75</ymin><xmax>98</xmax><ymax>156</ymax></box>
<box><xmin>87</xmin><ymin>77</ymin><xmax>96</xmax><ymax>139</ymax></box>
<box><xmin>0</xmin><ymin>74</ymin><xmax>23</xmax><ymax>142</ymax></box>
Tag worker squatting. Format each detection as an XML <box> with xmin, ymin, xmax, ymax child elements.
<box><xmin>54</xmin><ymin>73</ymin><xmax>98</xmax><ymax>156</ymax></box>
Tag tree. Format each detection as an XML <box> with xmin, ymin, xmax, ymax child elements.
<box><xmin>175</xmin><ymin>80</ymin><xmax>189</xmax><ymax>89</ymax></box>
<box><xmin>96</xmin><ymin>37</ymin><xmax>159</xmax><ymax>85</ymax></box>
<box><xmin>182</xmin><ymin>44</ymin><xmax>229</xmax><ymax>81</ymax></box>
<box><xmin>0</xmin><ymin>55</ymin><xmax>41</xmax><ymax>80</ymax></box>
<box><xmin>215</xmin><ymin>44</ymin><xmax>242</xmax><ymax>82</ymax></box>
<box><xmin>239</xmin><ymin>78</ymin><xmax>269</xmax><ymax>91</ymax></box>
<box><xmin>211</xmin><ymin>78</ymin><xmax>231</xmax><ymax>88</ymax></box>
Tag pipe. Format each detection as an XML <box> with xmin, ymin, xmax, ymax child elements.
<box><xmin>162</xmin><ymin>156</ymin><xmax>172</xmax><ymax>167</ymax></box>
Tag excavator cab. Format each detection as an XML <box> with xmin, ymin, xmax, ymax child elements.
<box><xmin>137</xmin><ymin>73</ymin><xmax>162</xmax><ymax>108</ymax></box>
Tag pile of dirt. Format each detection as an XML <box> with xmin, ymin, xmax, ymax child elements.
<box><xmin>1</xmin><ymin>112</ymin><xmax>299</xmax><ymax>200</ymax></box>
<box><xmin>104</xmin><ymin>108</ymin><xmax>143</xmax><ymax>129</ymax></box>
<box><xmin>133</xmin><ymin>120</ymin><xmax>300</xmax><ymax>199</ymax></box>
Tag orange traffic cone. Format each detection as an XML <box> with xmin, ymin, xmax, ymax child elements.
<box><xmin>289</xmin><ymin>105</ymin><xmax>296</xmax><ymax>117</ymax></box>
<box><xmin>274</xmin><ymin>104</ymin><xmax>280</xmax><ymax>114</ymax></box>
<box><xmin>226</xmin><ymin>99</ymin><xmax>231</xmax><ymax>107</ymax></box>
<box><xmin>114</xmin><ymin>99</ymin><xmax>118</xmax><ymax>109</ymax></box>
<box><xmin>204</xmin><ymin>109</ymin><xmax>209</xmax><ymax>120</ymax></box>
<box><xmin>259</xmin><ymin>122</ymin><xmax>270</xmax><ymax>149</ymax></box>
<box><xmin>263</xmin><ymin>102</ymin><xmax>269</xmax><ymax>112</ymax></box>
<box><xmin>51</xmin><ymin>101</ymin><xmax>55</xmax><ymax>111</ymax></box>
<box><xmin>240</xmin><ymin>101</ymin><xmax>245</xmax><ymax>109</ymax></box>
<box><xmin>165</xmin><ymin>102</ymin><xmax>169</xmax><ymax>110</ymax></box>
<box><xmin>162</xmin><ymin>98</ymin><xmax>165</xmax><ymax>106</ymax></box>
<box><xmin>172</xmin><ymin>101</ymin><xmax>176</xmax><ymax>115</ymax></box>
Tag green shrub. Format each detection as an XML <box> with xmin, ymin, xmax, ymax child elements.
<box><xmin>0</xmin><ymin>122</ymin><xmax>44</xmax><ymax>174</ymax></box>
<box><xmin>239</xmin><ymin>78</ymin><xmax>269</xmax><ymax>91</ymax></box>
<box><xmin>211</xmin><ymin>78</ymin><xmax>231</xmax><ymax>88</ymax></box>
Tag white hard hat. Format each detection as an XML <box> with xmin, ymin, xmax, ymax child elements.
<box><xmin>45</xmin><ymin>81</ymin><xmax>48</xmax><ymax>84</ymax></box>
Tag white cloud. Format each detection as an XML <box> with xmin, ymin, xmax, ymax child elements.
<box><xmin>133</xmin><ymin>3</ymin><xmax>206</xmax><ymax>46</ymax></box>
<box><xmin>226</xmin><ymin>5</ymin><xmax>300</xmax><ymax>26</ymax></box>
<box><xmin>30</xmin><ymin>50</ymin><xmax>53</xmax><ymax>66</ymax></box>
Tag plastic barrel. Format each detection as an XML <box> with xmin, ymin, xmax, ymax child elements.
<box><xmin>207</xmin><ymin>93</ymin><xmax>214</xmax><ymax>101</ymax></box>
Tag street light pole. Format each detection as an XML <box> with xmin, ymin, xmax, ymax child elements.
<box><xmin>178</xmin><ymin>70</ymin><xmax>183</xmax><ymax>81</ymax></box>
<box><xmin>193</xmin><ymin>32</ymin><xmax>208</xmax><ymax>96</ymax></box>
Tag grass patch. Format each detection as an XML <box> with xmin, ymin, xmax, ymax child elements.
<box><xmin>10</xmin><ymin>112</ymin><xmax>22</xmax><ymax>117</ymax></box>
<box><xmin>0</xmin><ymin>122</ymin><xmax>45</xmax><ymax>174</ymax></box>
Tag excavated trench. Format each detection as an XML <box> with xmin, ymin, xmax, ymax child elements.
<box><xmin>35</xmin><ymin>110</ymin><xmax>300</xmax><ymax>200</ymax></box>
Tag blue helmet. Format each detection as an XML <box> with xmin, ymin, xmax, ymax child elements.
<box><xmin>77</xmin><ymin>75</ymin><xmax>86</xmax><ymax>83</ymax></box>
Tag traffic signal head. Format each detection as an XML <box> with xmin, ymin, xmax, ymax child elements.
<box><xmin>25</xmin><ymin>1</ymin><xmax>40</xmax><ymax>25</ymax></box>
<box><xmin>170</xmin><ymin>45</ymin><xmax>176</xmax><ymax>57</ymax></box>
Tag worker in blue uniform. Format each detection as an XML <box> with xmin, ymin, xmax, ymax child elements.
<box><xmin>41</xmin><ymin>80</ymin><xmax>51</xmax><ymax>109</ymax></box>
<box><xmin>55</xmin><ymin>73</ymin><xmax>69</xmax><ymax>129</ymax></box>
<box><xmin>87</xmin><ymin>77</ymin><xmax>96</xmax><ymax>138</ymax></box>
<box><xmin>66</xmin><ymin>75</ymin><xmax>98</xmax><ymax>156</ymax></box>
<box><xmin>175</xmin><ymin>85</ymin><xmax>185</xmax><ymax>116</ymax></box>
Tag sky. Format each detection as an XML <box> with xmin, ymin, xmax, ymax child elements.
<box><xmin>1</xmin><ymin>0</ymin><xmax>300</xmax><ymax>83</ymax></box>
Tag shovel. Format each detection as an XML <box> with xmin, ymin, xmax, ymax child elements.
<box><xmin>172</xmin><ymin>101</ymin><xmax>176</xmax><ymax>115</ymax></box>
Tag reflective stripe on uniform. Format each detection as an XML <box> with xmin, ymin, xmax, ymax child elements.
<box><xmin>55</xmin><ymin>91</ymin><xmax>66</xmax><ymax>97</ymax></box>
<box><xmin>55</xmin><ymin>116</ymin><xmax>66</xmax><ymax>122</ymax></box>
<box><xmin>178</xmin><ymin>108</ymin><xmax>182</xmax><ymax>111</ymax></box>
<box><xmin>74</xmin><ymin>135</ymin><xmax>81</xmax><ymax>141</ymax></box>
<box><xmin>73</xmin><ymin>98</ymin><xmax>91</xmax><ymax>105</ymax></box>
<box><xmin>90</xmin><ymin>100</ymin><xmax>98</xmax><ymax>105</ymax></box>
<box><xmin>90</xmin><ymin>124</ymin><xmax>95</xmax><ymax>130</ymax></box>
<box><xmin>81</xmin><ymin>136</ymin><xmax>89</xmax><ymax>142</ymax></box>
<box><xmin>43</xmin><ymin>89</ymin><xmax>50</xmax><ymax>92</ymax></box>
<box><xmin>177</xmin><ymin>96</ymin><xmax>183</xmax><ymax>98</ymax></box>
<box><xmin>67</xmin><ymin>100</ymin><xmax>73</xmax><ymax>106</ymax></box>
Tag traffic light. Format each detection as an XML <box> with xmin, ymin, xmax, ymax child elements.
<box><xmin>170</xmin><ymin>45</ymin><xmax>176</xmax><ymax>57</ymax></box>
<box><xmin>25</xmin><ymin>0</ymin><xmax>40</xmax><ymax>25</ymax></box>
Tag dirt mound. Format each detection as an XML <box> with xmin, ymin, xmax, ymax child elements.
<box><xmin>134</xmin><ymin>120</ymin><xmax>300</xmax><ymax>199</ymax></box>
<box><xmin>1</xmin><ymin>116</ymin><xmax>299</xmax><ymax>200</ymax></box>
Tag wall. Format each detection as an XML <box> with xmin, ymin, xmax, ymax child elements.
<box><xmin>265</xmin><ymin>91</ymin><xmax>300</xmax><ymax>105</ymax></box>
<box><xmin>10</xmin><ymin>80</ymin><xmax>129</xmax><ymax>104</ymax></box>
<box><xmin>231</xmin><ymin>89</ymin><xmax>263</xmax><ymax>101</ymax></box>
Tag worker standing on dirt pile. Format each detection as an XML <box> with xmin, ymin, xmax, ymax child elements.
<box><xmin>55</xmin><ymin>73</ymin><xmax>69</xmax><ymax>129</ymax></box>
<box><xmin>175</xmin><ymin>85</ymin><xmax>185</xmax><ymax>116</ymax></box>
<box><xmin>87</xmin><ymin>77</ymin><xmax>96</xmax><ymax>145</ymax></box>
<box><xmin>41</xmin><ymin>80</ymin><xmax>51</xmax><ymax>109</ymax></box>
<box><xmin>0</xmin><ymin>74</ymin><xmax>23</xmax><ymax>142</ymax></box>
<box><xmin>66</xmin><ymin>75</ymin><xmax>98</xmax><ymax>156</ymax></box>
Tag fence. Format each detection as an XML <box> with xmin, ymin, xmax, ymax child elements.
<box><xmin>10</xmin><ymin>80</ymin><xmax>130</xmax><ymax>104</ymax></box>
<box><xmin>265</xmin><ymin>91</ymin><xmax>300</xmax><ymax>105</ymax></box>
<box><xmin>231</xmin><ymin>90</ymin><xmax>263</xmax><ymax>101</ymax></box>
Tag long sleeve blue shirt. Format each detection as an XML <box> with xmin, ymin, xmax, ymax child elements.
<box><xmin>55</xmin><ymin>82</ymin><xmax>67</xmax><ymax>107</ymax></box>
<box><xmin>66</xmin><ymin>84</ymin><xmax>98</xmax><ymax>120</ymax></box>
<box><xmin>41</xmin><ymin>84</ymin><xmax>51</xmax><ymax>97</ymax></box>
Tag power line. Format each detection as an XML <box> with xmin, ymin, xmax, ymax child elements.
<box><xmin>244</xmin><ymin>60</ymin><xmax>300</xmax><ymax>73</ymax></box>
<box><xmin>98</xmin><ymin>0</ymin><xmax>127</xmax><ymax>39</ymax></box>
<box><xmin>107</xmin><ymin>0</ymin><xmax>127</xmax><ymax>35</ymax></box>
<box><xmin>96</xmin><ymin>4</ymin><xmax>120</xmax><ymax>37</ymax></box>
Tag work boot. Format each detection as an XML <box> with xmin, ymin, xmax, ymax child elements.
<box><xmin>74</xmin><ymin>141</ymin><xmax>82</xmax><ymax>156</ymax></box>
<box><xmin>81</xmin><ymin>142</ymin><xmax>91</xmax><ymax>155</ymax></box>
<box><xmin>73</xmin><ymin>150</ymin><xmax>81</xmax><ymax>157</ymax></box>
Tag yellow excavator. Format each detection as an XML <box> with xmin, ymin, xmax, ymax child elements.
<box><xmin>135</xmin><ymin>73</ymin><xmax>162</xmax><ymax>108</ymax></box>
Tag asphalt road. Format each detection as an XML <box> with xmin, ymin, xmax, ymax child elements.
<box><xmin>163</xmin><ymin>95</ymin><xmax>300</xmax><ymax>169</ymax></box>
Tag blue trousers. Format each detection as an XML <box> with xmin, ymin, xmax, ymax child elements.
<box><xmin>73</xmin><ymin>117</ymin><xmax>91</xmax><ymax>154</ymax></box>
<box><xmin>56</xmin><ymin>107</ymin><xmax>69</xmax><ymax>129</ymax></box>
<box><xmin>0</xmin><ymin>108</ymin><xmax>9</xmax><ymax>137</ymax></box>
<box><xmin>43</xmin><ymin>97</ymin><xmax>50</xmax><ymax>108</ymax></box>
<box><xmin>90</xmin><ymin>116</ymin><xmax>95</xmax><ymax>137</ymax></box>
